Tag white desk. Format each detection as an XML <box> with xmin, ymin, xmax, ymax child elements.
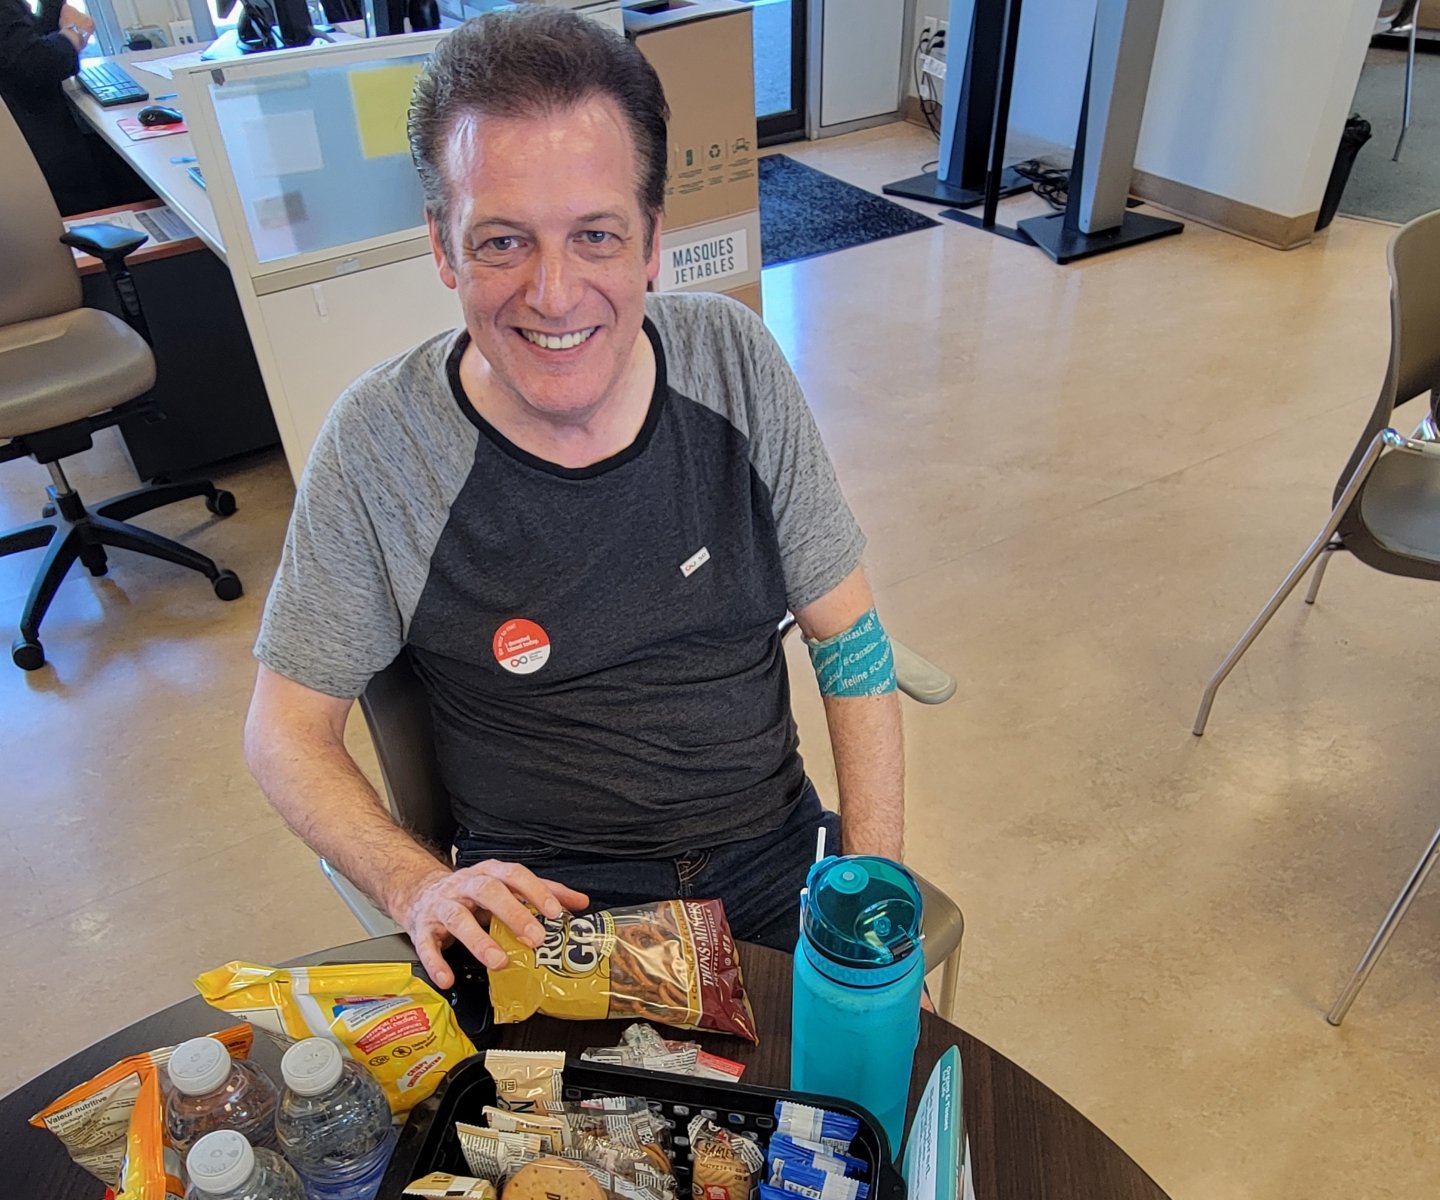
<box><xmin>66</xmin><ymin>46</ymin><xmax>224</xmax><ymax>259</ymax></box>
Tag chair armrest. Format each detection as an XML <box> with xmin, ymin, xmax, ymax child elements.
<box><xmin>320</xmin><ymin>858</ymin><xmax>404</xmax><ymax>937</ymax></box>
<box><xmin>60</xmin><ymin>223</ymin><xmax>149</xmax><ymax>264</ymax></box>
<box><xmin>892</xmin><ymin>637</ymin><xmax>958</xmax><ymax>704</ymax></box>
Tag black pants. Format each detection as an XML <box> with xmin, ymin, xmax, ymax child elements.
<box><xmin>453</xmin><ymin>782</ymin><xmax>840</xmax><ymax>953</ymax></box>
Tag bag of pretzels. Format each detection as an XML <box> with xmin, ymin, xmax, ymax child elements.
<box><xmin>488</xmin><ymin>899</ymin><xmax>757</xmax><ymax>1041</ymax></box>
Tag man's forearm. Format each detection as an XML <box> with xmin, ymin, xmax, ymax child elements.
<box><xmin>822</xmin><ymin>691</ymin><xmax>904</xmax><ymax>859</ymax></box>
<box><xmin>244</xmin><ymin>711</ymin><xmax>449</xmax><ymax>921</ymax></box>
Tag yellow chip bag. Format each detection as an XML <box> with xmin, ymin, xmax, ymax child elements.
<box><xmin>194</xmin><ymin>961</ymin><xmax>476</xmax><ymax>1114</ymax></box>
<box><xmin>29</xmin><ymin>1024</ymin><xmax>256</xmax><ymax>1200</ymax></box>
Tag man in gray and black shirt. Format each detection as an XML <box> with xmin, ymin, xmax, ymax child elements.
<box><xmin>244</xmin><ymin>6</ymin><xmax>904</xmax><ymax>986</ymax></box>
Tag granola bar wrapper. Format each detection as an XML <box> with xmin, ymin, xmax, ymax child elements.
<box><xmin>488</xmin><ymin>899</ymin><xmax>757</xmax><ymax>1041</ymax></box>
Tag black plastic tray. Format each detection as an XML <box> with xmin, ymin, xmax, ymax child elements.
<box><xmin>378</xmin><ymin>1056</ymin><xmax>907</xmax><ymax>1200</ymax></box>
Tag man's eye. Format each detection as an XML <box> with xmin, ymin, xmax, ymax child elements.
<box><xmin>485</xmin><ymin>236</ymin><xmax>521</xmax><ymax>253</ymax></box>
<box><xmin>580</xmin><ymin>231</ymin><xmax>613</xmax><ymax>245</ymax></box>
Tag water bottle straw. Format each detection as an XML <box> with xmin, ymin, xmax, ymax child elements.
<box><xmin>815</xmin><ymin>827</ymin><xmax>826</xmax><ymax>863</ymax></box>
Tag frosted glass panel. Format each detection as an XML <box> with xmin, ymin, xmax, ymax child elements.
<box><xmin>210</xmin><ymin>53</ymin><xmax>429</xmax><ymax>264</ymax></box>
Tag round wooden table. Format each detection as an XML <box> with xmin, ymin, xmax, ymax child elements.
<box><xmin>2</xmin><ymin>936</ymin><xmax>1170</xmax><ymax>1200</ymax></box>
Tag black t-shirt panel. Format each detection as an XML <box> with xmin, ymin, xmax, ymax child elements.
<box><xmin>406</xmin><ymin>328</ymin><xmax>805</xmax><ymax>857</ymax></box>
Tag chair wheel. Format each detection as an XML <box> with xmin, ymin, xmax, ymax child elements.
<box><xmin>12</xmin><ymin>637</ymin><xmax>44</xmax><ymax>671</ymax></box>
<box><xmin>41</xmin><ymin>502</ymin><xmax>56</xmax><ymax>518</ymax></box>
<box><xmin>206</xmin><ymin>490</ymin><xmax>237</xmax><ymax>518</ymax></box>
<box><xmin>213</xmin><ymin>569</ymin><xmax>242</xmax><ymax>601</ymax></box>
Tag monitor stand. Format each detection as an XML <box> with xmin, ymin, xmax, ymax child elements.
<box><xmin>883</xmin><ymin>165</ymin><xmax>1031</xmax><ymax>210</ymax></box>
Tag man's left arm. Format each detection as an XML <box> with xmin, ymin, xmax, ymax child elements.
<box><xmin>794</xmin><ymin>564</ymin><xmax>904</xmax><ymax>859</ymax></box>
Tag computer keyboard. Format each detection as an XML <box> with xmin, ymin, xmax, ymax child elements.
<box><xmin>76</xmin><ymin>61</ymin><xmax>150</xmax><ymax>107</ymax></box>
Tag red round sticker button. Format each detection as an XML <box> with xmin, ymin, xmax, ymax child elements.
<box><xmin>493</xmin><ymin>618</ymin><xmax>551</xmax><ymax>675</ymax></box>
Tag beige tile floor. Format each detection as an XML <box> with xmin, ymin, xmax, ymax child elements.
<box><xmin>3</xmin><ymin>120</ymin><xmax>1436</xmax><ymax>1198</ymax></box>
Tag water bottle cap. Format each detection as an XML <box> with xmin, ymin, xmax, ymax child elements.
<box><xmin>281</xmin><ymin>1036</ymin><xmax>345</xmax><ymax>1096</ymax></box>
<box><xmin>187</xmin><ymin>1130</ymin><xmax>255</xmax><ymax>1194</ymax></box>
<box><xmin>167</xmin><ymin>1037</ymin><xmax>232</xmax><ymax>1096</ymax></box>
<box><xmin>802</xmin><ymin>855</ymin><xmax>923</xmax><ymax>969</ymax></box>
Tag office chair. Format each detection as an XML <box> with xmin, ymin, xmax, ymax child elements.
<box><xmin>0</xmin><ymin>100</ymin><xmax>242</xmax><ymax>671</ymax></box>
<box><xmin>1190</xmin><ymin>209</ymin><xmax>1440</xmax><ymax>1022</ymax></box>
<box><xmin>322</xmin><ymin>633</ymin><xmax>967</xmax><ymax>1020</ymax></box>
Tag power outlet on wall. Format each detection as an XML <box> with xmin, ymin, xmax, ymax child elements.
<box><xmin>168</xmin><ymin>18</ymin><xmax>197</xmax><ymax>44</ymax></box>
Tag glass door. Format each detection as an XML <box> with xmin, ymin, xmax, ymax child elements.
<box><xmin>755</xmin><ymin>0</ymin><xmax>805</xmax><ymax>143</ymax></box>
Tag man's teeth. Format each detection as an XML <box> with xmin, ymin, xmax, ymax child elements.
<box><xmin>521</xmin><ymin>327</ymin><xmax>597</xmax><ymax>350</ymax></box>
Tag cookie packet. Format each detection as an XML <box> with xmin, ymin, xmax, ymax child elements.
<box><xmin>405</xmin><ymin>1173</ymin><xmax>499</xmax><ymax>1199</ymax></box>
<box><xmin>457</xmin><ymin>1124</ymin><xmax>545</xmax><ymax>1181</ymax></box>
<box><xmin>488</xmin><ymin>900</ymin><xmax>757</xmax><ymax>1041</ymax></box>
<box><xmin>766</xmin><ymin>1159</ymin><xmax>869</xmax><ymax>1200</ymax></box>
<box><xmin>486</xmin><ymin>1049</ymin><xmax>565</xmax><ymax>1113</ymax></box>
<box><xmin>194</xmin><ymin>961</ymin><xmax>476</xmax><ymax>1114</ymax></box>
<box><xmin>766</xmin><ymin>1135</ymin><xmax>867</xmax><ymax>1181</ymax></box>
<box><xmin>772</xmin><ymin>1103</ymin><xmax>859</xmax><ymax>1154</ymax></box>
<box><xmin>688</xmin><ymin>1115</ymin><xmax>765</xmax><ymax>1200</ymax></box>
<box><xmin>29</xmin><ymin>1023</ymin><xmax>256</xmax><ymax>1200</ymax></box>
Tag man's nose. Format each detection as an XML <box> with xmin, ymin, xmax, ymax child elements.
<box><xmin>525</xmin><ymin>241</ymin><xmax>583</xmax><ymax>318</ymax></box>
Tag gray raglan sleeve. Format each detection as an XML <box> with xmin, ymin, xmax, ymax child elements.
<box><xmin>719</xmin><ymin>298</ymin><xmax>867</xmax><ymax>611</ymax></box>
<box><xmin>253</xmin><ymin>413</ymin><xmax>403</xmax><ymax>699</ymax></box>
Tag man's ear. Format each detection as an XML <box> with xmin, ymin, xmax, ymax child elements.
<box><xmin>427</xmin><ymin>212</ymin><xmax>458</xmax><ymax>291</ymax></box>
<box><xmin>646</xmin><ymin>211</ymin><xmax>663</xmax><ymax>283</ymax></box>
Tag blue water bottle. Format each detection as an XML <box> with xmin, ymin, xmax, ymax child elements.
<box><xmin>791</xmin><ymin>854</ymin><xmax>925</xmax><ymax>1157</ymax></box>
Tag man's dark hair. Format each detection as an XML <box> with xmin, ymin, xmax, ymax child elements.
<box><xmin>409</xmin><ymin>5</ymin><xmax>670</xmax><ymax>256</ymax></box>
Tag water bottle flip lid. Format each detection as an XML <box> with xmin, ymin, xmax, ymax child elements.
<box><xmin>281</xmin><ymin>1037</ymin><xmax>345</xmax><ymax>1096</ymax></box>
<box><xmin>187</xmin><ymin>1129</ymin><xmax>254</xmax><ymax>1194</ymax></box>
<box><xmin>167</xmin><ymin>1036</ymin><xmax>232</xmax><ymax>1096</ymax></box>
<box><xmin>803</xmin><ymin>855</ymin><xmax>922</xmax><ymax>969</ymax></box>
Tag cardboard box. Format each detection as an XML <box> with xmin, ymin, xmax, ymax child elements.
<box><xmin>628</xmin><ymin>0</ymin><xmax>762</xmax><ymax>314</ymax></box>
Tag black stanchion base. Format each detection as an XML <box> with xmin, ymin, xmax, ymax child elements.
<box><xmin>1015</xmin><ymin>210</ymin><xmax>1184</xmax><ymax>263</ymax></box>
<box><xmin>936</xmin><ymin>208</ymin><xmax>1035</xmax><ymax>245</ymax></box>
<box><xmin>882</xmin><ymin>167</ymin><xmax>1033</xmax><ymax>209</ymax></box>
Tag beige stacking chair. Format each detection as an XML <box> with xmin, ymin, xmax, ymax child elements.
<box><xmin>1193</xmin><ymin>208</ymin><xmax>1440</xmax><ymax>1023</ymax></box>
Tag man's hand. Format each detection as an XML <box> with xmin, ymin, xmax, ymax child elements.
<box><xmin>60</xmin><ymin>4</ymin><xmax>95</xmax><ymax>33</ymax></box>
<box><xmin>399</xmin><ymin>859</ymin><xmax>589</xmax><ymax>987</ymax></box>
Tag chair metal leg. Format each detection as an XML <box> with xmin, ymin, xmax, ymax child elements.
<box><xmin>938</xmin><ymin>946</ymin><xmax>961</xmax><ymax>1023</ymax></box>
<box><xmin>1193</xmin><ymin>430</ymin><xmax>1389</xmax><ymax>736</ymax></box>
<box><xmin>1394</xmin><ymin>15</ymin><xmax>1418</xmax><ymax>161</ymax></box>
<box><xmin>91</xmin><ymin>514</ymin><xmax>221</xmax><ymax>582</ymax></box>
<box><xmin>1328</xmin><ymin>822</ymin><xmax>1440</xmax><ymax>1025</ymax></box>
<box><xmin>1304</xmin><ymin>543</ymin><xmax>1339</xmax><ymax>605</ymax></box>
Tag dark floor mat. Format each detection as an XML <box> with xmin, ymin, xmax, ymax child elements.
<box><xmin>1340</xmin><ymin>45</ymin><xmax>1440</xmax><ymax>225</ymax></box>
<box><xmin>758</xmin><ymin>154</ymin><xmax>939</xmax><ymax>267</ymax></box>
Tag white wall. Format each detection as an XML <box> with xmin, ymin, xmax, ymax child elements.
<box><xmin>1135</xmin><ymin>0</ymin><xmax>1375</xmax><ymax>217</ymax></box>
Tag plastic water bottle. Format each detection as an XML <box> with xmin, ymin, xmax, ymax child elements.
<box><xmin>275</xmin><ymin>1037</ymin><xmax>397</xmax><ymax>1200</ymax></box>
<box><xmin>167</xmin><ymin>1037</ymin><xmax>280</xmax><ymax>1155</ymax></box>
<box><xmin>186</xmin><ymin>1130</ymin><xmax>305</xmax><ymax>1200</ymax></box>
<box><xmin>791</xmin><ymin>855</ymin><xmax>925</xmax><ymax>1157</ymax></box>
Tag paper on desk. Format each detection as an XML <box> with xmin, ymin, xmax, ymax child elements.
<box><xmin>130</xmin><ymin>49</ymin><xmax>210</xmax><ymax>80</ymax></box>
<box><xmin>63</xmin><ymin>206</ymin><xmax>197</xmax><ymax>258</ymax></box>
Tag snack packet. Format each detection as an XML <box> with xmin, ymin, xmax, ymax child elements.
<box><xmin>489</xmin><ymin>900</ymin><xmax>757</xmax><ymax>1041</ymax></box>
<box><xmin>457</xmin><ymin>1124</ymin><xmax>545</xmax><ymax>1181</ymax></box>
<box><xmin>581</xmin><ymin>1023</ymin><xmax>745</xmax><ymax>1082</ymax></box>
<box><xmin>484</xmin><ymin>1105</ymin><xmax>570</xmax><ymax>1152</ymax></box>
<box><xmin>688</xmin><ymin>1116</ymin><xmax>764</xmax><ymax>1200</ymax></box>
<box><xmin>406</xmin><ymin>1174</ymin><xmax>500</xmax><ymax>1199</ymax></box>
<box><xmin>766</xmin><ymin>1135</ymin><xmax>867</xmax><ymax>1180</ymax></box>
<box><xmin>767</xmin><ymin>1159</ymin><xmax>868</xmax><ymax>1200</ymax></box>
<box><xmin>772</xmin><ymin>1103</ymin><xmax>859</xmax><ymax>1153</ymax></box>
<box><xmin>193</xmin><ymin>961</ymin><xmax>475</xmax><ymax>1114</ymax></box>
<box><xmin>486</xmin><ymin>1049</ymin><xmax>565</xmax><ymax>1112</ymax></box>
<box><xmin>503</xmin><ymin>1157</ymin><xmax>610</xmax><ymax>1200</ymax></box>
<box><xmin>29</xmin><ymin>1024</ymin><xmax>255</xmax><ymax>1200</ymax></box>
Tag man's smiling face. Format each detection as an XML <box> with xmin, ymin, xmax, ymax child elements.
<box><xmin>428</xmin><ymin>94</ymin><xmax>661</xmax><ymax>425</ymax></box>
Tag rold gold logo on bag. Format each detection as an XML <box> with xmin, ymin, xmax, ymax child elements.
<box><xmin>534</xmin><ymin>911</ymin><xmax>615</xmax><ymax>976</ymax></box>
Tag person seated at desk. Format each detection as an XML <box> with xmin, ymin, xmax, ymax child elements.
<box><xmin>0</xmin><ymin>0</ymin><xmax>150</xmax><ymax>214</ymax></box>
<box><xmin>244</xmin><ymin>6</ymin><xmax>904</xmax><ymax>989</ymax></box>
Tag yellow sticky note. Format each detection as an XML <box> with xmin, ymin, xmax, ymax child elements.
<box><xmin>349</xmin><ymin>62</ymin><xmax>424</xmax><ymax>159</ymax></box>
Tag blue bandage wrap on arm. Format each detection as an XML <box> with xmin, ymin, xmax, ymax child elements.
<box><xmin>805</xmin><ymin>607</ymin><xmax>897</xmax><ymax>697</ymax></box>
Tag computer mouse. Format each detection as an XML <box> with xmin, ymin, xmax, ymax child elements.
<box><xmin>138</xmin><ymin>105</ymin><xmax>183</xmax><ymax>127</ymax></box>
